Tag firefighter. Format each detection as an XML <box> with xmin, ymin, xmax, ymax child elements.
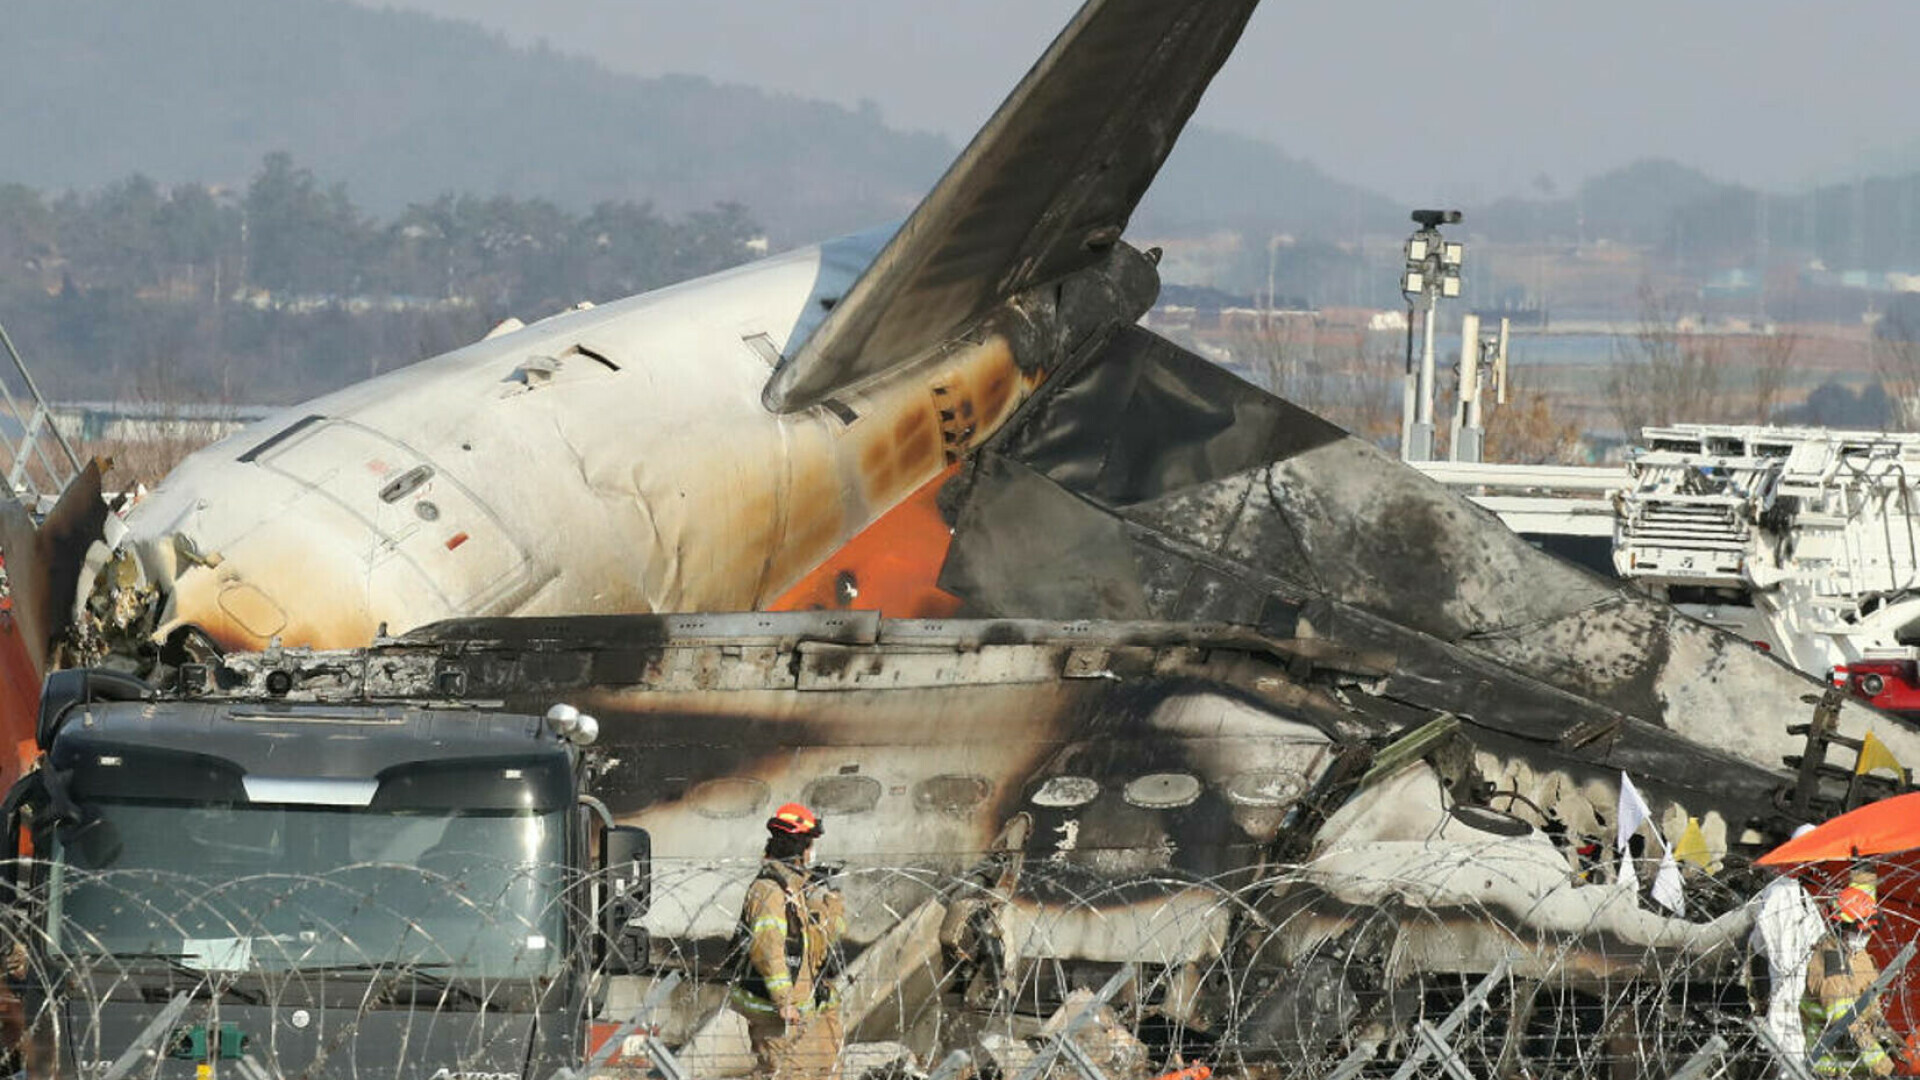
<box><xmin>1803</xmin><ymin>872</ymin><xmax>1897</xmax><ymax>1077</ymax></box>
<box><xmin>730</xmin><ymin>802</ymin><xmax>848</xmax><ymax>1080</ymax></box>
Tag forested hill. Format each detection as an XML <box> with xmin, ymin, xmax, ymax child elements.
<box><xmin>4</xmin><ymin>0</ymin><xmax>1400</xmax><ymax>247</ymax></box>
<box><xmin>1</xmin><ymin>0</ymin><xmax>952</xmax><ymax>241</ymax></box>
<box><xmin>1142</xmin><ymin>128</ymin><xmax>1404</xmax><ymax>237</ymax></box>
<box><xmin>0</xmin><ymin>0</ymin><xmax>1408</xmax><ymax>408</ymax></box>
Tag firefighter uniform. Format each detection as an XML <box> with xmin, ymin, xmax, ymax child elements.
<box><xmin>1802</xmin><ymin>881</ymin><xmax>1895</xmax><ymax>1077</ymax></box>
<box><xmin>730</xmin><ymin>804</ymin><xmax>848</xmax><ymax>1080</ymax></box>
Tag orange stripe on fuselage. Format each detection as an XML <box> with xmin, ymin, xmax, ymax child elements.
<box><xmin>768</xmin><ymin>463</ymin><xmax>963</xmax><ymax>618</ymax></box>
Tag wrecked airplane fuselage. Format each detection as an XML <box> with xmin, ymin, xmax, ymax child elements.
<box><xmin>10</xmin><ymin>0</ymin><xmax>1900</xmax><ymax>855</ymax></box>
<box><xmin>79</xmin><ymin>240</ymin><xmax>1151</xmax><ymax>657</ymax></box>
<box><xmin>1</xmin><ymin>0</ymin><xmax>1895</xmax><ymax>1068</ymax></box>
<box><xmin>166</xmin><ymin>611</ymin><xmax>1792</xmax><ymax>1069</ymax></box>
<box><xmin>28</xmin><ymin>0</ymin><xmax>1263</xmax><ymax>669</ymax></box>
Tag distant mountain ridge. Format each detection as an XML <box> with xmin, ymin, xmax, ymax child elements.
<box><xmin>3</xmin><ymin>0</ymin><xmax>955</xmax><ymax>241</ymax></box>
<box><xmin>1141</xmin><ymin>127</ymin><xmax>1405</xmax><ymax>239</ymax></box>
<box><xmin>4</xmin><ymin>0</ymin><xmax>1400</xmax><ymax>248</ymax></box>
<box><xmin>1471</xmin><ymin>157</ymin><xmax>1920</xmax><ymax>275</ymax></box>
<box><xmin>1471</xmin><ymin>159</ymin><xmax>1737</xmax><ymax>246</ymax></box>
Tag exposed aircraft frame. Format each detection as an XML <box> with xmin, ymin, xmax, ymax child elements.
<box><xmin>102</xmin><ymin>610</ymin><xmax>1799</xmax><ymax>1074</ymax></box>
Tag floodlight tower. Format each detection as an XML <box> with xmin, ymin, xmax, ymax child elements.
<box><xmin>1399</xmin><ymin>209</ymin><xmax>1463</xmax><ymax>462</ymax></box>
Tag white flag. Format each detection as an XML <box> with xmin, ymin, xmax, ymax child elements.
<box><xmin>1651</xmin><ymin>848</ymin><xmax>1685</xmax><ymax>915</ymax></box>
<box><xmin>1619</xmin><ymin>849</ymin><xmax>1640</xmax><ymax>892</ymax></box>
<box><xmin>1616</xmin><ymin>771</ymin><xmax>1652</xmax><ymax>852</ymax></box>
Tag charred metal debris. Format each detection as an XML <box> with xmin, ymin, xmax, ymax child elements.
<box><xmin>122</xmin><ymin>609</ymin><xmax>1859</xmax><ymax>1074</ymax></box>
<box><xmin>183</xmin><ymin>608</ymin><xmax>1814</xmax><ymax>879</ymax></box>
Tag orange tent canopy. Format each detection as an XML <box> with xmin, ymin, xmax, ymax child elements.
<box><xmin>1759</xmin><ymin>792</ymin><xmax>1920</xmax><ymax>866</ymax></box>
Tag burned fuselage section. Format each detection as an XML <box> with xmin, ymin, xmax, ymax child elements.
<box><xmin>177</xmin><ymin>611</ymin><xmax>1803</xmax><ymax>1069</ymax></box>
<box><xmin>933</xmin><ymin>324</ymin><xmax>1920</xmax><ymax>810</ymax></box>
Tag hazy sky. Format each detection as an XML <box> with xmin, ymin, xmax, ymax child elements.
<box><xmin>369</xmin><ymin>1</ymin><xmax>1919</xmax><ymax>202</ymax></box>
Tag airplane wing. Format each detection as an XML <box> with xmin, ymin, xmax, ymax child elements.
<box><xmin>762</xmin><ymin>0</ymin><xmax>1261</xmax><ymax>413</ymax></box>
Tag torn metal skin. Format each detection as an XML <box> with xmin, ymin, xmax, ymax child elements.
<box><xmin>935</xmin><ymin>323</ymin><xmax>1920</xmax><ymax>820</ymax></box>
<box><xmin>179</xmin><ymin>610</ymin><xmax>1794</xmax><ymax>1064</ymax></box>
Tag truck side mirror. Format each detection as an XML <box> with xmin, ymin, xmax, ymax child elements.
<box><xmin>600</xmin><ymin>825</ymin><xmax>650</xmax><ymax>973</ymax></box>
<box><xmin>38</xmin><ymin>669</ymin><xmax>152</xmax><ymax>750</ymax></box>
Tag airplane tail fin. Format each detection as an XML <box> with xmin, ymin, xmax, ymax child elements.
<box><xmin>763</xmin><ymin>0</ymin><xmax>1261</xmax><ymax>413</ymax></box>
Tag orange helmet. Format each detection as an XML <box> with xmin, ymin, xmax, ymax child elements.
<box><xmin>768</xmin><ymin>802</ymin><xmax>822</xmax><ymax>838</ymax></box>
<box><xmin>1837</xmin><ymin>885</ymin><xmax>1880</xmax><ymax>924</ymax></box>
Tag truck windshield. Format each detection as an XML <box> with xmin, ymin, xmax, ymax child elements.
<box><xmin>48</xmin><ymin>800</ymin><xmax>567</xmax><ymax>980</ymax></box>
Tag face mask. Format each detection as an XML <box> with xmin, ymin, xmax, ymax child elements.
<box><xmin>804</xmin><ymin>846</ymin><xmax>817</xmax><ymax>868</ymax></box>
<box><xmin>1846</xmin><ymin>931</ymin><xmax>1871</xmax><ymax>952</ymax></box>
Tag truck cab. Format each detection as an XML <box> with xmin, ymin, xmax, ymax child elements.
<box><xmin>4</xmin><ymin>669</ymin><xmax>647</xmax><ymax>1078</ymax></box>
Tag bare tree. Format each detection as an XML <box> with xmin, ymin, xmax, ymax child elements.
<box><xmin>1749</xmin><ymin>326</ymin><xmax>1799</xmax><ymax>425</ymax></box>
<box><xmin>1229</xmin><ymin>319</ymin><xmax>1401</xmax><ymax>448</ymax></box>
<box><xmin>1229</xmin><ymin>315</ymin><xmax>1318</xmax><ymax>405</ymax></box>
<box><xmin>1322</xmin><ymin>330</ymin><xmax>1407</xmax><ymax>448</ymax></box>
<box><xmin>1483</xmin><ymin>379</ymin><xmax>1587</xmax><ymax>465</ymax></box>
<box><xmin>1605</xmin><ymin>284</ymin><xmax>1733</xmax><ymax>437</ymax></box>
<box><xmin>79</xmin><ymin>350</ymin><xmax>241</xmax><ymax>491</ymax></box>
<box><xmin>1874</xmin><ymin>312</ymin><xmax>1920</xmax><ymax>431</ymax></box>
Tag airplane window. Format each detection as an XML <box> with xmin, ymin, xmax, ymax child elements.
<box><xmin>803</xmin><ymin>775</ymin><xmax>883</xmax><ymax>815</ymax></box>
<box><xmin>1123</xmin><ymin>773</ymin><xmax>1202</xmax><ymax>809</ymax></box>
<box><xmin>1029</xmin><ymin>776</ymin><xmax>1099</xmax><ymax>808</ymax></box>
<box><xmin>912</xmin><ymin>775</ymin><xmax>991</xmax><ymax>815</ymax></box>
<box><xmin>686</xmin><ymin>777</ymin><xmax>769</xmax><ymax>819</ymax></box>
<box><xmin>1224</xmin><ymin>770</ymin><xmax>1307</xmax><ymax>808</ymax></box>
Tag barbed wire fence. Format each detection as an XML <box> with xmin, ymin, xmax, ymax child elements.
<box><xmin>0</xmin><ymin>848</ymin><xmax>1904</xmax><ymax>1079</ymax></box>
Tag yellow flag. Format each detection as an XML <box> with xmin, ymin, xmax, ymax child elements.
<box><xmin>1857</xmin><ymin>730</ymin><xmax>1905</xmax><ymax>778</ymax></box>
<box><xmin>1673</xmin><ymin>816</ymin><xmax>1713</xmax><ymax>872</ymax></box>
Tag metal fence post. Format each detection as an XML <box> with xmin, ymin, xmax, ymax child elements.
<box><xmin>101</xmin><ymin>991</ymin><xmax>196</xmax><ymax>1080</ymax></box>
<box><xmin>1666</xmin><ymin>1033</ymin><xmax>1728</xmax><ymax>1080</ymax></box>
<box><xmin>553</xmin><ymin>971</ymin><xmax>684</xmax><ymax>1080</ymax></box>
<box><xmin>1011</xmin><ymin>963</ymin><xmax>1137</xmax><ymax>1080</ymax></box>
<box><xmin>1387</xmin><ymin>958</ymin><xmax>1512</xmax><ymax>1080</ymax></box>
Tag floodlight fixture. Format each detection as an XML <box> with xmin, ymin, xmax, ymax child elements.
<box><xmin>1400</xmin><ymin>210</ymin><xmax>1464</xmax><ymax>464</ymax></box>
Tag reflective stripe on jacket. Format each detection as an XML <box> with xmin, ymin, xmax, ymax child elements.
<box><xmin>732</xmin><ymin>859</ymin><xmax>848</xmax><ymax>1015</ymax></box>
<box><xmin>1804</xmin><ymin>936</ymin><xmax>1894</xmax><ymax>1076</ymax></box>
<box><xmin>737</xmin><ymin>860</ymin><xmax>810</xmax><ymax>1010</ymax></box>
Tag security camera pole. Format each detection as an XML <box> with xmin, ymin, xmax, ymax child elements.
<box><xmin>1400</xmin><ymin>209</ymin><xmax>1463</xmax><ymax>462</ymax></box>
